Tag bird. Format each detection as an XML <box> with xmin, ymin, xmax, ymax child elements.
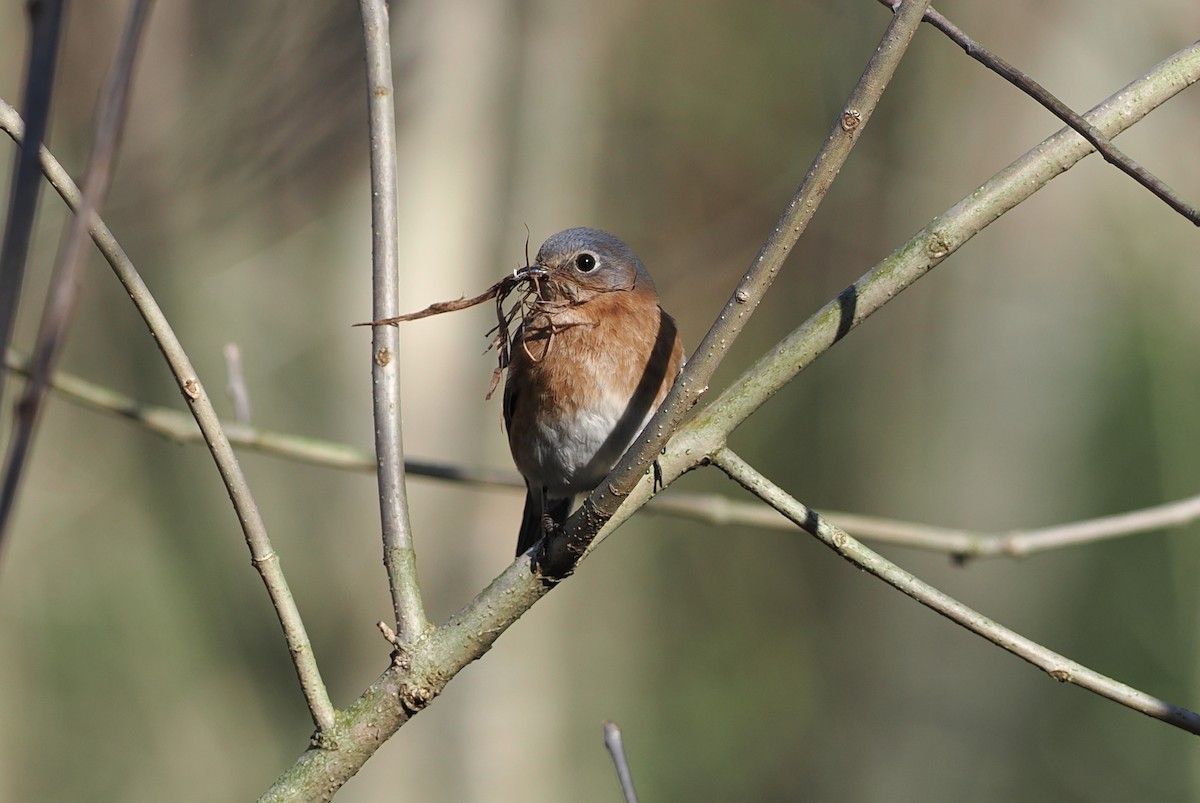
<box><xmin>503</xmin><ymin>227</ymin><xmax>684</xmax><ymax>557</ymax></box>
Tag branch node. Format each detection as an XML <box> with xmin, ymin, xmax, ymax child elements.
<box><xmin>925</xmin><ymin>231</ymin><xmax>951</xmax><ymax>258</ymax></box>
<box><xmin>376</xmin><ymin>619</ymin><xmax>400</xmax><ymax>647</ymax></box>
<box><xmin>398</xmin><ymin>683</ymin><xmax>434</xmax><ymax>717</ymax></box>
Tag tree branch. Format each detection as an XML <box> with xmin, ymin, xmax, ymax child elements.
<box><xmin>878</xmin><ymin>0</ymin><xmax>1200</xmax><ymax>225</ymax></box>
<box><xmin>652</xmin><ymin>492</ymin><xmax>1200</xmax><ymax>560</ymax></box>
<box><xmin>603</xmin><ymin>721</ymin><xmax>640</xmax><ymax>803</ymax></box>
<box><xmin>222</xmin><ymin>341</ymin><xmax>252</xmax><ymax>423</ymax></box>
<box><xmin>709</xmin><ymin>447</ymin><xmax>1200</xmax><ymax>735</ymax></box>
<box><xmin>359</xmin><ymin>0</ymin><xmax>428</xmax><ymax>644</ymax></box>
<box><xmin>0</xmin><ymin>95</ymin><xmax>336</xmax><ymax>733</ymax></box>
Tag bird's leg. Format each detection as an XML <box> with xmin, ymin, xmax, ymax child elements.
<box><xmin>533</xmin><ymin>514</ymin><xmax>563</xmax><ymax>580</ymax></box>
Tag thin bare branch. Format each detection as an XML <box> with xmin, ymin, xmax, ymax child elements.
<box><xmin>878</xmin><ymin>0</ymin><xmax>1200</xmax><ymax>225</ymax></box>
<box><xmin>651</xmin><ymin>492</ymin><xmax>1200</xmax><ymax>559</ymax></box>
<box><xmin>971</xmin><ymin>496</ymin><xmax>1200</xmax><ymax>559</ymax></box>
<box><xmin>537</xmin><ymin>0</ymin><xmax>936</xmax><ymax>578</ymax></box>
<box><xmin>0</xmin><ymin>0</ymin><xmax>153</xmax><ymax>556</ymax></box>
<box><xmin>359</xmin><ymin>0</ymin><xmax>428</xmax><ymax>644</ymax></box>
<box><xmin>709</xmin><ymin>447</ymin><xmax>1200</xmax><ymax>736</ymax></box>
<box><xmin>0</xmin><ymin>96</ymin><xmax>336</xmax><ymax>733</ymax></box>
<box><xmin>603</xmin><ymin>721</ymin><xmax>640</xmax><ymax>803</ymax></box>
<box><xmin>0</xmin><ymin>0</ymin><xmax>64</xmax><ymax>413</ymax></box>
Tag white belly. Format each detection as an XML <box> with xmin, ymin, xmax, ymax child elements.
<box><xmin>521</xmin><ymin>397</ymin><xmax>653</xmax><ymax>498</ymax></box>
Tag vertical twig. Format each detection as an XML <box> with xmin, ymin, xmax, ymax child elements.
<box><xmin>0</xmin><ymin>0</ymin><xmax>65</xmax><ymax>414</ymax></box>
<box><xmin>223</xmin><ymin>342</ymin><xmax>252</xmax><ymax>423</ymax></box>
<box><xmin>0</xmin><ymin>0</ymin><xmax>151</xmax><ymax>554</ymax></box>
<box><xmin>603</xmin><ymin>721</ymin><xmax>640</xmax><ymax>803</ymax></box>
<box><xmin>359</xmin><ymin>0</ymin><xmax>428</xmax><ymax>643</ymax></box>
<box><xmin>539</xmin><ymin>0</ymin><xmax>935</xmax><ymax>576</ymax></box>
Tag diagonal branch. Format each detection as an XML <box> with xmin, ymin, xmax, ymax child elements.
<box><xmin>878</xmin><ymin>0</ymin><xmax>1200</xmax><ymax>225</ymax></box>
<box><xmin>359</xmin><ymin>0</ymin><xmax>428</xmax><ymax>644</ymax></box>
<box><xmin>0</xmin><ymin>96</ymin><xmax>336</xmax><ymax>733</ymax></box>
<box><xmin>537</xmin><ymin>0</ymin><xmax>936</xmax><ymax>578</ymax></box>
<box><xmin>0</xmin><ymin>0</ymin><xmax>153</xmax><ymax>556</ymax></box>
<box><xmin>709</xmin><ymin>447</ymin><xmax>1200</xmax><ymax>735</ymax></box>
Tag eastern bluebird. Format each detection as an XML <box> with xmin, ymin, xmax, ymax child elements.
<box><xmin>504</xmin><ymin>227</ymin><xmax>684</xmax><ymax>557</ymax></box>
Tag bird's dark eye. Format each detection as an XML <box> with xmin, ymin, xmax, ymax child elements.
<box><xmin>575</xmin><ymin>253</ymin><xmax>597</xmax><ymax>273</ymax></box>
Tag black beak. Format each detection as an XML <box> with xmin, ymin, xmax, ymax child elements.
<box><xmin>514</xmin><ymin>264</ymin><xmax>549</xmax><ymax>281</ymax></box>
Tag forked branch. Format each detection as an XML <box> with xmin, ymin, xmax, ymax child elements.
<box><xmin>710</xmin><ymin>448</ymin><xmax>1200</xmax><ymax>734</ymax></box>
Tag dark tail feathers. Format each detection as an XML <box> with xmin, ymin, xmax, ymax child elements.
<box><xmin>516</xmin><ymin>488</ymin><xmax>572</xmax><ymax>557</ymax></box>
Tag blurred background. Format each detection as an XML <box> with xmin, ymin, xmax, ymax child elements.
<box><xmin>1</xmin><ymin>1</ymin><xmax>1199</xmax><ymax>800</ymax></box>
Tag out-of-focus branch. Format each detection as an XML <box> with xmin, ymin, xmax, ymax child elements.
<box><xmin>878</xmin><ymin>0</ymin><xmax>1200</xmax><ymax>226</ymax></box>
<box><xmin>0</xmin><ymin>0</ymin><xmax>64</xmax><ymax>415</ymax></box>
<box><xmin>359</xmin><ymin>0</ymin><xmax>428</xmax><ymax>644</ymax></box>
<box><xmin>222</xmin><ymin>342</ymin><xmax>252</xmax><ymax>423</ymax></box>
<box><xmin>0</xmin><ymin>96</ymin><xmax>336</xmax><ymax>733</ymax></box>
<box><xmin>709</xmin><ymin>447</ymin><xmax>1200</xmax><ymax>735</ymax></box>
<box><xmin>651</xmin><ymin>492</ymin><xmax>1200</xmax><ymax>559</ymax></box>
<box><xmin>538</xmin><ymin>0</ymin><xmax>936</xmax><ymax>578</ymax></box>
<box><xmin>0</xmin><ymin>0</ymin><xmax>153</xmax><ymax>554</ymax></box>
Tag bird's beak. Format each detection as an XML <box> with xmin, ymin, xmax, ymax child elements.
<box><xmin>513</xmin><ymin>264</ymin><xmax>549</xmax><ymax>282</ymax></box>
